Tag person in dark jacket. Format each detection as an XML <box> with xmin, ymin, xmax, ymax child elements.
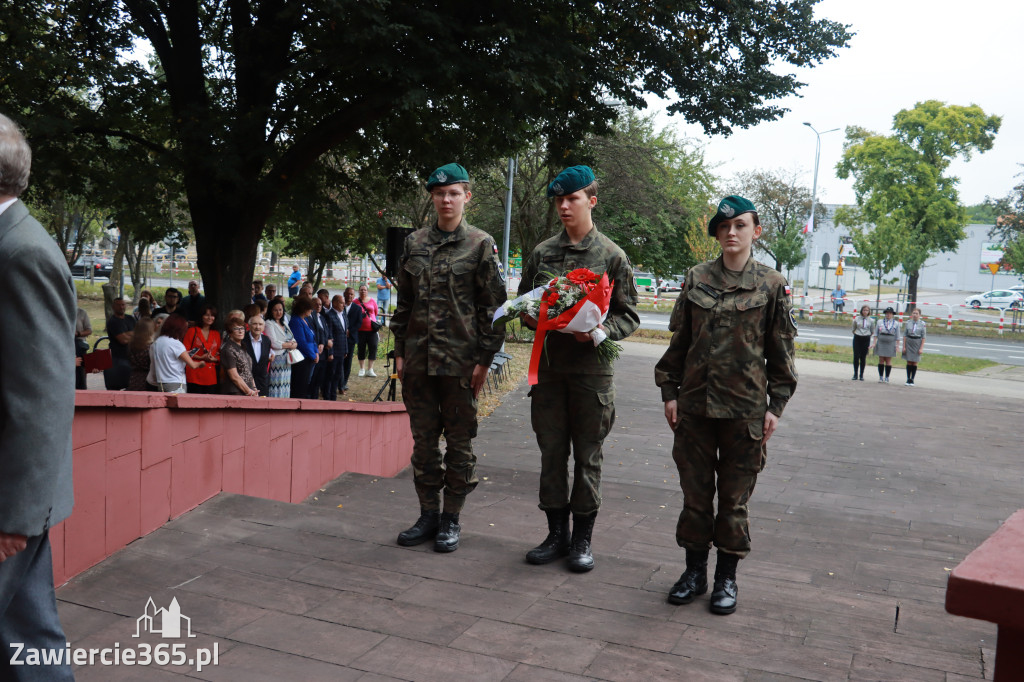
<box><xmin>343</xmin><ymin>287</ymin><xmax>364</xmax><ymax>392</ymax></box>
<box><xmin>242</xmin><ymin>315</ymin><xmax>273</xmax><ymax>396</ymax></box>
<box><xmin>307</xmin><ymin>295</ymin><xmax>329</xmax><ymax>398</ymax></box>
<box><xmin>323</xmin><ymin>294</ymin><xmax>348</xmax><ymax>400</ymax></box>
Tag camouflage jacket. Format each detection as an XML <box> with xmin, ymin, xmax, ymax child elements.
<box><xmin>519</xmin><ymin>226</ymin><xmax>639</xmax><ymax>375</ymax></box>
<box><xmin>654</xmin><ymin>255</ymin><xmax>798</xmax><ymax>417</ymax></box>
<box><xmin>391</xmin><ymin>219</ymin><xmax>507</xmax><ymax>377</ymax></box>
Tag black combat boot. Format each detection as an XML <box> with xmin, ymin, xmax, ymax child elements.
<box><xmin>526</xmin><ymin>508</ymin><xmax>571</xmax><ymax>565</ymax></box>
<box><xmin>667</xmin><ymin>549</ymin><xmax>709</xmax><ymax>605</ymax></box>
<box><xmin>396</xmin><ymin>509</ymin><xmax>439</xmax><ymax>547</ymax></box>
<box><xmin>709</xmin><ymin>550</ymin><xmax>740</xmax><ymax>615</ymax></box>
<box><xmin>566</xmin><ymin>513</ymin><xmax>596</xmax><ymax>573</ymax></box>
<box><xmin>434</xmin><ymin>512</ymin><xmax>461</xmax><ymax>553</ymax></box>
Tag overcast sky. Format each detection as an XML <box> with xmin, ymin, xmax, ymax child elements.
<box><xmin>653</xmin><ymin>0</ymin><xmax>1024</xmax><ymax>208</ymax></box>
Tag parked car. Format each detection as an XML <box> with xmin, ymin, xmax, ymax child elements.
<box><xmin>964</xmin><ymin>290</ymin><xmax>1023</xmax><ymax>309</ymax></box>
<box><xmin>70</xmin><ymin>256</ymin><xmax>113</xmax><ymax>279</ymax></box>
<box><xmin>645</xmin><ymin>277</ymin><xmax>684</xmax><ymax>293</ymax></box>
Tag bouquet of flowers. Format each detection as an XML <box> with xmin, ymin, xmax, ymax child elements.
<box><xmin>493</xmin><ymin>267</ymin><xmax>622</xmax><ymax>384</ymax></box>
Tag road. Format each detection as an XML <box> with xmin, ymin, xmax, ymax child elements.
<box><xmin>641</xmin><ymin>288</ymin><xmax>1024</xmax><ymax>324</ymax></box>
<box><xmin>637</xmin><ymin>311</ymin><xmax>1024</xmax><ymax>366</ymax></box>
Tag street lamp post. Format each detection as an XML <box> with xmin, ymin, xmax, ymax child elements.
<box><xmin>802</xmin><ymin>122</ymin><xmax>839</xmax><ymax>300</ymax></box>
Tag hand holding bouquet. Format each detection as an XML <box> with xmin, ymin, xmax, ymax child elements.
<box><xmin>494</xmin><ymin>268</ymin><xmax>623</xmax><ymax>384</ymax></box>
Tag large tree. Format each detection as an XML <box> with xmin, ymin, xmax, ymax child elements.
<box><xmin>728</xmin><ymin>168</ymin><xmax>813</xmax><ymax>272</ymax></box>
<box><xmin>4</xmin><ymin>0</ymin><xmax>850</xmax><ymax>316</ymax></box>
<box><xmin>836</xmin><ymin>101</ymin><xmax>1001</xmax><ymax>307</ymax></box>
<box><xmin>589</xmin><ymin>111</ymin><xmax>716</xmax><ymax>277</ymax></box>
<box><xmin>989</xmin><ymin>168</ymin><xmax>1024</xmax><ymax>282</ymax></box>
<box><xmin>849</xmin><ymin>219</ymin><xmax>909</xmax><ymax>311</ymax></box>
<box><xmin>472</xmin><ymin>111</ymin><xmax>716</xmax><ymax>276</ymax></box>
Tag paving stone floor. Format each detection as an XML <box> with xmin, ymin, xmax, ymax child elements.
<box><xmin>57</xmin><ymin>342</ymin><xmax>1021</xmax><ymax>680</ymax></box>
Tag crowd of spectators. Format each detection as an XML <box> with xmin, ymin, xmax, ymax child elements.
<box><xmin>89</xmin><ymin>275</ymin><xmax>382</xmax><ymax>400</ymax></box>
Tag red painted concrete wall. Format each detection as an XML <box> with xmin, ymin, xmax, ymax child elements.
<box><xmin>52</xmin><ymin>391</ymin><xmax>413</xmax><ymax>585</ymax></box>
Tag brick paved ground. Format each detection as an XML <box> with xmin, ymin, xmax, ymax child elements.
<box><xmin>57</xmin><ymin>342</ymin><xmax>1021</xmax><ymax>680</ymax></box>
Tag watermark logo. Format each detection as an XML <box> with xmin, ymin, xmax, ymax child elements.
<box><xmin>9</xmin><ymin>597</ymin><xmax>218</xmax><ymax>672</ymax></box>
<box><xmin>135</xmin><ymin>597</ymin><xmax>196</xmax><ymax>639</ymax></box>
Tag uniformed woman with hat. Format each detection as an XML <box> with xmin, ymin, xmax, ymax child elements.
<box><xmin>654</xmin><ymin>195</ymin><xmax>798</xmax><ymax>615</ymax></box>
<box><xmin>851</xmin><ymin>304</ymin><xmax>874</xmax><ymax>381</ymax></box>
<box><xmin>901</xmin><ymin>308</ymin><xmax>926</xmax><ymax>386</ymax></box>
<box><xmin>870</xmin><ymin>306</ymin><xmax>901</xmax><ymax>383</ymax></box>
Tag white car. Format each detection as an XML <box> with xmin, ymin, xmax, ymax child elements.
<box><xmin>964</xmin><ymin>290</ymin><xmax>1024</xmax><ymax>309</ymax></box>
<box><xmin>645</xmin><ymin>278</ymin><xmax>683</xmax><ymax>293</ymax></box>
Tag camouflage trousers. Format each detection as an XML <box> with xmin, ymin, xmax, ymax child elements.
<box><xmin>402</xmin><ymin>372</ymin><xmax>479</xmax><ymax>514</ymax></box>
<box><xmin>530</xmin><ymin>370</ymin><xmax>615</xmax><ymax>517</ymax></box>
<box><xmin>672</xmin><ymin>412</ymin><xmax>767</xmax><ymax>558</ymax></box>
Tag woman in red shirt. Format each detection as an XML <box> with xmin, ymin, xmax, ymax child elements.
<box><xmin>183</xmin><ymin>305</ymin><xmax>221</xmax><ymax>393</ymax></box>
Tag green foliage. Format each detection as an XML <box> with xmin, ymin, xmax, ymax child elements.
<box><xmin>1001</xmin><ymin>239</ymin><xmax>1024</xmax><ymax>281</ymax></box>
<box><xmin>987</xmin><ymin>167</ymin><xmax>1024</xmax><ymax>263</ymax></box>
<box><xmin>836</xmin><ymin>101</ymin><xmax>1001</xmax><ymax>305</ymax></box>
<box><xmin>470</xmin><ymin>141</ymin><xmax>560</xmax><ymax>263</ymax></box>
<box><xmin>835</xmin><ymin>206</ymin><xmax>908</xmax><ymax>306</ymax></box>
<box><xmin>469</xmin><ymin>111</ymin><xmax>716</xmax><ymax>276</ymax></box>
<box><xmin>991</xmin><ymin>169</ymin><xmax>1024</xmax><ymax>281</ymax></box>
<box><xmin>588</xmin><ymin>112</ymin><xmax>717</xmax><ymax>277</ymax></box>
<box><xmin>772</xmin><ymin>227</ymin><xmax>808</xmax><ymax>276</ymax></box>
<box><xmin>727</xmin><ymin>168</ymin><xmax>812</xmax><ymax>272</ymax></box>
<box><xmin>966</xmin><ymin>203</ymin><xmax>1001</xmax><ymax>224</ymax></box>
<box><xmin>4</xmin><ymin>0</ymin><xmax>850</xmax><ymax>315</ymax></box>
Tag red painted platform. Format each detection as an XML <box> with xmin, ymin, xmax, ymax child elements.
<box><xmin>55</xmin><ymin>391</ymin><xmax>413</xmax><ymax>585</ymax></box>
<box><xmin>947</xmin><ymin>508</ymin><xmax>1024</xmax><ymax>680</ymax></box>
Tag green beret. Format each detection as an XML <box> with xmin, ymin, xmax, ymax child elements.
<box><xmin>426</xmin><ymin>163</ymin><xmax>469</xmax><ymax>190</ymax></box>
<box><xmin>547</xmin><ymin>165</ymin><xmax>596</xmax><ymax>198</ymax></box>
<box><xmin>708</xmin><ymin>195</ymin><xmax>757</xmax><ymax>235</ymax></box>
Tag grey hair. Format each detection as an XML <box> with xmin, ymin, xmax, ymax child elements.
<box><xmin>0</xmin><ymin>113</ymin><xmax>31</xmax><ymax>197</ymax></box>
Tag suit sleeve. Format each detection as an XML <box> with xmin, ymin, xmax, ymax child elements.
<box><xmin>0</xmin><ymin>233</ymin><xmax>77</xmax><ymax>535</ymax></box>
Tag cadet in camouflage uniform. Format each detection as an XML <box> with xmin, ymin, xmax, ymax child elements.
<box><xmin>391</xmin><ymin>163</ymin><xmax>507</xmax><ymax>553</ymax></box>
<box><xmin>654</xmin><ymin>195</ymin><xmax>797</xmax><ymax>614</ymax></box>
<box><xmin>520</xmin><ymin>165</ymin><xmax>639</xmax><ymax>573</ymax></box>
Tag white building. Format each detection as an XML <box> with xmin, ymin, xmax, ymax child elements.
<box><xmin>793</xmin><ymin>205</ymin><xmax>1022</xmax><ymax>294</ymax></box>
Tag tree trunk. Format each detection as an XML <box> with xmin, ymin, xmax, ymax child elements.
<box><xmin>906</xmin><ymin>271</ymin><xmax>919</xmax><ymax>313</ymax></box>
<box><xmin>875</xmin><ymin>271</ymin><xmax>882</xmax><ymax>313</ymax></box>
<box><xmin>191</xmin><ymin>203</ymin><xmax>261</xmax><ymax>327</ymax></box>
<box><xmin>124</xmin><ymin>236</ymin><xmax>149</xmax><ymax>303</ymax></box>
<box><xmin>101</xmin><ymin>234</ymin><xmax>129</xmax><ymax>321</ymax></box>
<box><xmin>307</xmin><ymin>256</ymin><xmax>317</xmax><ymax>288</ymax></box>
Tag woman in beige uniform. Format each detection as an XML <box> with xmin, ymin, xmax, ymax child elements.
<box><xmin>901</xmin><ymin>308</ymin><xmax>926</xmax><ymax>386</ymax></box>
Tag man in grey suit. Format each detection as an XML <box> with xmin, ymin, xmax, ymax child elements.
<box><xmin>0</xmin><ymin>112</ymin><xmax>76</xmax><ymax>680</ymax></box>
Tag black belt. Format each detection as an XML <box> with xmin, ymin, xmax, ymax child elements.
<box><xmin>906</xmin><ymin>335</ymin><xmax>922</xmax><ymax>339</ymax></box>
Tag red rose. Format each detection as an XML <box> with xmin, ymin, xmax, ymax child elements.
<box><xmin>567</xmin><ymin>268</ymin><xmax>598</xmax><ymax>285</ymax></box>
